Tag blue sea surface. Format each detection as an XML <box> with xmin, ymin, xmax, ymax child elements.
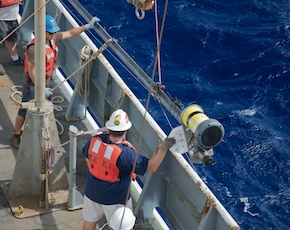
<box><xmin>73</xmin><ymin>0</ymin><xmax>289</xmax><ymax>229</ymax></box>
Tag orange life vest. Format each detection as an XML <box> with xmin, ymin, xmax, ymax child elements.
<box><xmin>88</xmin><ymin>137</ymin><xmax>136</xmax><ymax>182</ymax></box>
<box><xmin>0</xmin><ymin>0</ymin><xmax>22</xmax><ymax>8</ymax></box>
<box><xmin>24</xmin><ymin>38</ymin><xmax>58</xmax><ymax>77</ymax></box>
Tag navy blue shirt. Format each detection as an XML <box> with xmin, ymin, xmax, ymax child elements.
<box><xmin>83</xmin><ymin>134</ymin><xmax>149</xmax><ymax>205</ymax></box>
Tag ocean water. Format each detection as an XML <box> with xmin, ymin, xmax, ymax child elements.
<box><xmin>71</xmin><ymin>0</ymin><xmax>289</xmax><ymax>229</ymax></box>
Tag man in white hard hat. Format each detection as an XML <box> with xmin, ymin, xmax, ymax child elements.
<box><xmin>82</xmin><ymin>109</ymin><xmax>176</xmax><ymax>230</ymax></box>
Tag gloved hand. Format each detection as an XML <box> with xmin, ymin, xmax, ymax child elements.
<box><xmin>85</xmin><ymin>17</ymin><xmax>101</xmax><ymax>30</ymax></box>
<box><xmin>159</xmin><ymin>137</ymin><xmax>176</xmax><ymax>152</ymax></box>
<box><xmin>45</xmin><ymin>87</ymin><xmax>53</xmax><ymax>98</ymax></box>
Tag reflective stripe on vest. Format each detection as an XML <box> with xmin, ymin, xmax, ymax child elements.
<box><xmin>0</xmin><ymin>0</ymin><xmax>22</xmax><ymax>8</ymax></box>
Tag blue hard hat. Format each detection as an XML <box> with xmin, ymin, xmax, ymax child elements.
<box><xmin>46</xmin><ymin>15</ymin><xmax>60</xmax><ymax>33</ymax></box>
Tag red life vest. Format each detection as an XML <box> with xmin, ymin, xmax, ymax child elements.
<box><xmin>24</xmin><ymin>38</ymin><xmax>58</xmax><ymax>77</ymax></box>
<box><xmin>88</xmin><ymin>137</ymin><xmax>137</xmax><ymax>183</ymax></box>
<box><xmin>0</xmin><ymin>0</ymin><xmax>22</xmax><ymax>8</ymax></box>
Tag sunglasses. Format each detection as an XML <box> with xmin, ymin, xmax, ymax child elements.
<box><xmin>47</xmin><ymin>31</ymin><xmax>55</xmax><ymax>35</ymax></box>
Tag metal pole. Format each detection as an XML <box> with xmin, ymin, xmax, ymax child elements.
<box><xmin>35</xmin><ymin>0</ymin><xmax>46</xmax><ymax>209</ymax></box>
<box><xmin>34</xmin><ymin>0</ymin><xmax>46</xmax><ymax>107</ymax></box>
<box><xmin>68</xmin><ymin>125</ymin><xmax>84</xmax><ymax>210</ymax></box>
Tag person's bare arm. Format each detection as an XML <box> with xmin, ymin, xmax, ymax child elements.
<box><xmin>26</xmin><ymin>45</ymin><xmax>36</xmax><ymax>83</ymax></box>
<box><xmin>147</xmin><ymin>138</ymin><xmax>176</xmax><ymax>173</ymax></box>
<box><xmin>61</xmin><ymin>17</ymin><xmax>100</xmax><ymax>41</ymax></box>
<box><xmin>147</xmin><ymin>149</ymin><xmax>167</xmax><ymax>173</ymax></box>
<box><xmin>27</xmin><ymin>61</ymin><xmax>35</xmax><ymax>83</ymax></box>
<box><xmin>61</xmin><ymin>26</ymin><xmax>87</xmax><ymax>41</ymax></box>
<box><xmin>85</xmin><ymin>158</ymin><xmax>90</xmax><ymax>168</ymax></box>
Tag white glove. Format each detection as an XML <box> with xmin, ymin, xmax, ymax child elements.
<box><xmin>85</xmin><ymin>17</ymin><xmax>101</xmax><ymax>30</ymax></box>
<box><xmin>45</xmin><ymin>88</ymin><xmax>53</xmax><ymax>98</ymax></box>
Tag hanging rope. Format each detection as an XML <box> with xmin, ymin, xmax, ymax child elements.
<box><xmin>134</xmin><ymin>0</ymin><xmax>169</xmax><ymax>164</ymax></box>
<box><xmin>154</xmin><ymin>0</ymin><xmax>162</xmax><ymax>84</ymax></box>
<box><xmin>153</xmin><ymin>0</ymin><xmax>168</xmax><ymax>85</ymax></box>
<box><xmin>123</xmin><ymin>0</ymin><xmax>170</xmax><ymax>213</ymax></box>
<box><xmin>41</xmin><ymin>115</ymin><xmax>54</xmax><ymax>174</ymax></box>
<box><xmin>77</xmin><ymin>45</ymin><xmax>93</xmax><ymax>98</ymax></box>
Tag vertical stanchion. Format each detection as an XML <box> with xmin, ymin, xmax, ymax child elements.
<box><xmin>68</xmin><ymin>125</ymin><xmax>84</xmax><ymax>210</ymax></box>
<box><xmin>34</xmin><ymin>0</ymin><xmax>47</xmax><ymax>210</ymax></box>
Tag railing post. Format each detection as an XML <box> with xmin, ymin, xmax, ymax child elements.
<box><xmin>68</xmin><ymin>125</ymin><xmax>84</xmax><ymax>210</ymax></box>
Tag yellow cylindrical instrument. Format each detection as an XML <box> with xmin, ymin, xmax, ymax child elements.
<box><xmin>181</xmin><ymin>104</ymin><xmax>225</xmax><ymax>149</ymax></box>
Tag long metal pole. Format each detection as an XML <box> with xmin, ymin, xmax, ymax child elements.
<box><xmin>68</xmin><ymin>125</ymin><xmax>78</xmax><ymax>208</ymax></box>
<box><xmin>34</xmin><ymin>0</ymin><xmax>46</xmax><ymax>107</ymax></box>
<box><xmin>35</xmin><ymin>0</ymin><xmax>47</xmax><ymax>209</ymax></box>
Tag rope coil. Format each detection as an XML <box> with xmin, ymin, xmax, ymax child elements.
<box><xmin>77</xmin><ymin>45</ymin><xmax>93</xmax><ymax>98</ymax></box>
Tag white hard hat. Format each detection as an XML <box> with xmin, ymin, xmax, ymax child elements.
<box><xmin>105</xmin><ymin>109</ymin><xmax>132</xmax><ymax>131</ymax></box>
<box><xmin>109</xmin><ymin>207</ymin><xmax>136</xmax><ymax>230</ymax></box>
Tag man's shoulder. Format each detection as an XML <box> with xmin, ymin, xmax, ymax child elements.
<box><xmin>120</xmin><ymin>145</ymin><xmax>136</xmax><ymax>156</ymax></box>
